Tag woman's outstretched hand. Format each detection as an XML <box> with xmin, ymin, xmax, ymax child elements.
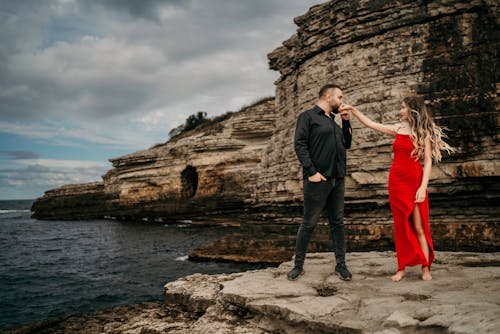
<box><xmin>339</xmin><ymin>104</ymin><xmax>352</xmax><ymax>121</ymax></box>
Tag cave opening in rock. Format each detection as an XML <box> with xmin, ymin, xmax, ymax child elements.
<box><xmin>181</xmin><ymin>165</ymin><xmax>198</xmax><ymax>199</ymax></box>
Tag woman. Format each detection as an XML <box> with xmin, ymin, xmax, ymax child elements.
<box><xmin>341</xmin><ymin>96</ymin><xmax>454</xmax><ymax>281</ymax></box>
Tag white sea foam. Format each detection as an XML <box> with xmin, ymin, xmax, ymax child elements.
<box><xmin>0</xmin><ymin>209</ymin><xmax>30</xmax><ymax>213</ymax></box>
<box><xmin>175</xmin><ymin>255</ymin><xmax>189</xmax><ymax>261</ymax></box>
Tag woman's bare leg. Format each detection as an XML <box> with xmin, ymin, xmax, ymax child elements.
<box><xmin>412</xmin><ymin>205</ymin><xmax>432</xmax><ymax>281</ymax></box>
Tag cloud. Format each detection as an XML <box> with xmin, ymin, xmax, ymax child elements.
<box><xmin>0</xmin><ymin>159</ymin><xmax>110</xmax><ymax>199</ymax></box>
<box><xmin>21</xmin><ymin>158</ymin><xmax>109</xmax><ymax>170</ymax></box>
<box><xmin>0</xmin><ymin>120</ymin><xmax>152</xmax><ymax>149</ymax></box>
<box><xmin>0</xmin><ymin>0</ymin><xmax>319</xmax><ymax>120</ymax></box>
<box><xmin>0</xmin><ymin>150</ymin><xmax>39</xmax><ymax>160</ymax></box>
<box><xmin>0</xmin><ymin>0</ymin><xmax>323</xmax><ymax>198</ymax></box>
<box><xmin>3</xmin><ymin>35</ymin><xmax>167</xmax><ymax>121</ymax></box>
<box><xmin>85</xmin><ymin>0</ymin><xmax>183</xmax><ymax>21</ymax></box>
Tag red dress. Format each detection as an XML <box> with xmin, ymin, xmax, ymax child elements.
<box><xmin>388</xmin><ymin>134</ymin><xmax>434</xmax><ymax>271</ymax></box>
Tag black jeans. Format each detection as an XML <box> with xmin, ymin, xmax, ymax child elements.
<box><xmin>294</xmin><ymin>177</ymin><xmax>346</xmax><ymax>269</ymax></box>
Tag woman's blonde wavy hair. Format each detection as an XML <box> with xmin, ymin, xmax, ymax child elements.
<box><xmin>403</xmin><ymin>96</ymin><xmax>455</xmax><ymax>163</ymax></box>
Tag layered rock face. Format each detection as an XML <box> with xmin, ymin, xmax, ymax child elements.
<box><xmin>32</xmin><ymin>99</ymin><xmax>277</xmax><ymax>220</ymax></box>
<box><xmin>255</xmin><ymin>0</ymin><xmax>499</xmax><ymax>250</ymax></box>
<box><xmin>102</xmin><ymin>98</ymin><xmax>276</xmax><ymax>220</ymax></box>
<box><xmin>30</xmin><ymin>182</ymin><xmax>110</xmax><ymax>220</ymax></box>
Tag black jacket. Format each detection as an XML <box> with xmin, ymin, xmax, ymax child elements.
<box><xmin>294</xmin><ymin>105</ymin><xmax>352</xmax><ymax>178</ymax></box>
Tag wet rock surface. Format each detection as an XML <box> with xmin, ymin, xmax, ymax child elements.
<box><xmin>4</xmin><ymin>252</ymin><xmax>499</xmax><ymax>334</ymax></box>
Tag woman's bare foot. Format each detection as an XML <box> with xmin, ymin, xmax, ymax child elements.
<box><xmin>422</xmin><ymin>267</ymin><xmax>432</xmax><ymax>281</ymax></box>
<box><xmin>391</xmin><ymin>270</ymin><xmax>405</xmax><ymax>282</ymax></box>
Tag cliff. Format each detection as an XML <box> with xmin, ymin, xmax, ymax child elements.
<box><xmin>32</xmin><ymin>98</ymin><xmax>277</xmax><ymax>221</ymax></box>
<box><xmin>31</xmin><ymin>0</ymin><xmax>499</xmax><ymax>259</ymax></box>
<box><xmin>4</xmin><ymin>252</ymin><xmax>500</xmax><ymax>333</ymax></box>
<box><xmin>30</xmin><ymin>182</ymin><xmax>111</xmax><ymax>220</ymax></box>
<box><xmin>256</xmin><ymin>0</ymin><xmax>499</xmax><ymax>248</ymax></box>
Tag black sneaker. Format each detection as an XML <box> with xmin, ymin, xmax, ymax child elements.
<box><xmin>287</xmin><ymin>267</ymin><xmax>305</xmax><ymax>281</ymax></box>
<box><xmin>335</xmin><ymin>263</ymin><xmax>352</xmax><ymax>281</ymax></box>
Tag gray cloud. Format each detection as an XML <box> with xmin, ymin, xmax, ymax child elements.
<box><xmin>0</xmin><ymin>0</ymin><xmax>322</xmax><ymax>199</ymax></box>
<box><xmin>0</xmin><ymin>150</ymin><xmax>40</xmax><ymax>160</ymax></box>
<box><xmin>85</xmin><ymin>0</ymin><xmax>184</xmax><ymax>21</ymax></box>
<box><xmin>0</xmin><ymin>0</ymin><xmax>321</xmax><ymax>147</ymax></box>
<box><xmin>0</xmin><ymin>161</ymin><xmax>109</xmax><ymax>199</ymax></box>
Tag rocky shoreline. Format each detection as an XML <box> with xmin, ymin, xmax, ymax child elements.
<box><xmin>4</xmin><ymin>251</ymin><xmax>499</xmax><ymax>334</ymax></box>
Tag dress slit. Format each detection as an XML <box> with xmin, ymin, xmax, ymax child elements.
<box><xmin>409</xmin><ymin>202</ymin><xmax>434</xmax><ymax>268</ymax></box>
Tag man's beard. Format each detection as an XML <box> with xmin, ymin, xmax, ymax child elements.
<box><xmin>332</xmin><ymin>104</ymin><xmax>340</xmax><ymax>114</ymax></box>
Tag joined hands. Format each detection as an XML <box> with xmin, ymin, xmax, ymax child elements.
<box><xmin>339</xmin><ymin>104</ymin><xmax>353</xmax><ymax>121</ymax></box>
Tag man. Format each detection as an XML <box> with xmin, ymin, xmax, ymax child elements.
<box><xmin>287</xmin><ymin>83</ymin><xmax>353</xmax><ymax>281</ymax></box>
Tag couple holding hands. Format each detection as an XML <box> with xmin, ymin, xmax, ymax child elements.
<box><xmin>288</xmin><ymin>84</ymin><xmax>454</xmax><ymax>283</ymax></box>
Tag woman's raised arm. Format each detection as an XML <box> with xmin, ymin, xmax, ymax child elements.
<box><xmin>342</xmin><ymin>105</ymin><xmax>398</xmax><ymax>136</ymax></box>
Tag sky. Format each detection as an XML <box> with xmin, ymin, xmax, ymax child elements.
<box><xmin>0</xmin><ymin>0</ymin><xmax>323</xmax><ymax>200</ymax></box>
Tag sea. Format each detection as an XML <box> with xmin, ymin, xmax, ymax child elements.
<box><xmin>0</xmin><ymin>199</ymin><xmax>266</xmax><ymax>330</ymax></box>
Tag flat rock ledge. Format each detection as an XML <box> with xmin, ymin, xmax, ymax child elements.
<box><xmin>4</xmin><ymin>252</ymin><xmax>500</xmax><ymax>334</ymax></box>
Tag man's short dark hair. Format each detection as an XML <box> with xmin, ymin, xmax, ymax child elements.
<box><xmin>319</xmin><ymin>84</ymin><xmax>341</xmax><ymax>98</ymax></box>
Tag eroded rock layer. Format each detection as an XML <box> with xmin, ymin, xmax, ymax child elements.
<box><xmin>32</xmin><ymin>99</ymin><xmax>277</xmax><ymax>221</ymax></box>
<box><xmin>31</xmin><ymin>182</ymin><xmax>111</xmax><ymax>220</ymax></box>
<box><xmin>251</xmin><ymin>0</ymin><xmax>499</xmax><ymax>255</ymax></box>
<box><xmin>262</xmin><ymin>0</ymin><xmax>499</xmax><ymax>209</ymax></box>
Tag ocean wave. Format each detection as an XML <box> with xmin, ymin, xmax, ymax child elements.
<box><xmin>0</xmin><ymin>209</ymin><xmax>31</xmax><ymax>213</ymax></box>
